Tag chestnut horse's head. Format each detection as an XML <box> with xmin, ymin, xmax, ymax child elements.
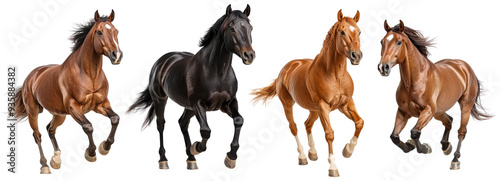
<box><xmin>334</xmin><ymin>9</ymin><xmax>362</xmax><ymax>65</ymax></box>
<box><xmin>92</xmin><ymin>10</ymin><xmax>122</xmax><ymax>65</ymax></box>
<box><xmin>378</xmin><ymin>20</ymin><xmax>408</xmax><ymax>76</ymax></box>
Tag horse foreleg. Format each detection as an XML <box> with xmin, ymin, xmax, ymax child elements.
<box><xmin>223</xmin><ymin>98</ymin><xmax>243</xmax><ymax>169</ymax></box>
<box><xmin>191</xmin><ymin>101</ymin><xmax>210</xmax><ymax>157</ymax></box>
<box><xmin>46</xmin><ymin>115</ymin><xmax>66</xmax><ymax>169</ymax></box>
<box><xmin>339</xmin><ymin>100</ymin><xmax>364</xmax><ymax>158</ymax></box>
<box><xmin>318</xmin><ymin>101</ymin><xmax>338</xmax><ymax>177</ymax></box>
<box><xmin>409</xmin><ymin>106</ymin><xmax>434</xmax><ymax>154</ymax></box>
<box><xmin>178</xmin><ymin>108</ymin><xmax>196</xmax><ymax>169</ymax></box>
<box><xmin>434</xmin><ymin>113</ymin><xmax>453</xmax><ymax>155</ymax></box>
<box><xmin>68</xmin><ymin>100</ymin><xmax>97</xmax><ymax>162</ymax></box>
<box><xmin>95</xmin><ymin>99</ymin><xmax>119</xmax><ymax>156</ymax></box>
<box><xmin>390</xmin><ymin>108</ymin><xmax>413</xmax><ymax>153</ymax></box>
<box><xmin>304</xmin><ymin>111</ymin><xmax>319</xmax><ymax>161</ymax></box>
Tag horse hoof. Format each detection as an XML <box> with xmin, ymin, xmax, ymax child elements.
<box><xmin>187</xmin><ymin>161</ymin><xmax>198</xmax><ymax>170</ymax></box>
<box><xmin>308</xmin><ymin>151</ymin><xmax>318</xmax><ymax>161</ymax></box>
<box><xmin>342</xmin><ymin>143</ymin><xmax>353</xmax><ymax>158</ymax></box>
<box><xmin>159</xmin><ymin>161</ymin><xmax>169</xmax><ymax>169</ymax></box>
<box><xmin>443</xmin><ymin>144</ymin><xmax>452</xmax><ymax>155</ymax></box>
<box><xmin>99</xmin><ymin>141</ymin><xmax>110</xmax><ymax>155</ymax></box>
<box><xmin>190</xmin><ymin>142</ymin><xmax>200</xmax><ymax>155</ymax></box>
<box><xmin>85</xmin><ymin>149</ymin><xmax>96</xmax><ymax>162</ymax></box>
<box><xmin>450</xmin><ymin>162</ymin><xmax>460</xmax><ymax>170</ymax></box>
<box><xmin>405</xmin><ymin>139</ymin><xmax>416</xmax><ymax>152</ymax></box>
<box><xmin>224</xmin><ymin>155</ymin><xmax>236</xmax><ymax>169</ymax></box>
<box><xmin>40</xmin><ymin>166</ymin><xmax>51</xmax><ymax>174</ymax></box>
<box><xmin>50</xmin><ymin>151</ymin><xmax>61</xmax><ymax>169</ymax></box>
<box><xmin>298</xmin><ymin>157</ymin><xmax>308</xmax><ymax>165</ymax></box>
<box><xmin>422</xmin><ymin>143</ymin><xmax>432</xmax><ymax>154</ymax></box>
<box><xmin>329</xmin><ymin>169</ymin><xmax>340</xmax><ymax>177</ymax></box>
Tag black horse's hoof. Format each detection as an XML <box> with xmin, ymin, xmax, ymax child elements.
<box><xmin>190</xmin><ymin>142</ymin><xmax>200</xmax><ymax>155</ymax></box>
<box><xmin>298</xmin><ymin>157</ymin><xmax>308</xmax><ymax>165</ymax></box>
<box><xmin>450</xmin><ymin>161</ymin><xmax>460</xmax><ymax>170</ymax></box>
<box><xmin>159</xmin><ymin>161</ymin><xmax>169</xmax><ymax>169</ymax></box>
<box><xmin>187</xmin><ymin>161</ymin><xmax>198</xmax><ymax>170</ymax></box>
<box><xmin>224</xmin><ymin>155</ymin><xmax>236</xmax><ymax>169</ymax></box>
<box><xmin>443</xmin><ymin>144</ymin><xmax>452</xmax><ymax>155</ymax></box>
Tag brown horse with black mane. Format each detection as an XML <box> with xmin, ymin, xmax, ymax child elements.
<box><xmin>252</xmin><ymin>10</ymin><xmax>363</xmax><ymax>177</ymax></box>
<box><xmin>378</xmin><ymin>20</ymin><xmax>492</xmax><ymax>170</ymax></box>
<box><xmin>14</xmin><ymin>10</ymin><xmax>122</xmax><ymax>174</ymax></box>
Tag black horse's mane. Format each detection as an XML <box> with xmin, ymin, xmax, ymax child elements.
<box><xmin>199</xmin><ymin>11</ymin><xmax>249</xmax><ymax>47</ymax></box>
<box><xmin>70</xmin><ymin>16</ymin><xmax>110</xmax><ymax>52</ymax></box>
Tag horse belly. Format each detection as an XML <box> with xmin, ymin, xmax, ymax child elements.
<box><xmin>286</xmin><ymin>65</ymin><xmax>315</xmax><ymax>110</ymax></box>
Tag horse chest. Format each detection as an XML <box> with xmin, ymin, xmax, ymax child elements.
<box><xmin>205</xmin><ymin>91</ymin><xmax>232</xmax><ymax>111</ymax></box>
<box><xmin>79</xmin><ymin>92</ymin><xmax>105</xmax><ymax>112</ymax></box>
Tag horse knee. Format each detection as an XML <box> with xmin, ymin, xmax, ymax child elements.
<box><xmin>355</xmin><ymin>119</ymin><xmax>364</xmax><ymax>130</ymax></box>
<box><xmin>82</xmin><ymin>124</ymin><xmax>94</xmax><ymax>134</ymax></box>
<box><xmin>110</xmin><ymin>115</ymin><xmax>119</xmax><ymax>126</ymax></box>
<box><xmin>324</xmin><ymin>132</ymin><xmax>334</xmax><ymax>142</ymax></box>
<box><xmin>200</xmin><ymin>128</ymin><xmax>211</xmax><ymax>139</ymax></box>
<box><xmin>234</xmin><ymin>117</ymin><xmax>244</xmax><ymax>128</ymax></box>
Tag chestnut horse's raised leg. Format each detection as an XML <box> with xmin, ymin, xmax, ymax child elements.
<box><xmin>390</xmin><ymin>108</ymin><xmax>414</xmax><ymax>153</ymax></box>
<box><xmin>434</xmin><ymin>113</ymin><xmax>453</xmax><ymax>155</ymax></box>
<box><xmin>339</xmin><ymin>100</ymin><xmax>364</xmax><ymax>158</ymax></box>
<box><xmin>190</xmin><ymin>101</ymin><xmax>211</xmax><ymax>165</ymax></box>
<box><xmin>304</xmin><ymin>111</ymin><xmax>319</xmax><ymax>161</ymax></box>
<box><xmin>178</xmin><ymin>108</ymin><xmax>196</xmax><ymax>169</ymax></box>
<box><xmin>95</xmin><ymin>99</ymin><xmax>120</xmax><ymax>157</ymax></box>
<box><xmin>451</xmin><ymin>106</ymin><xmax>471</xmax><ymax>170</ymax></box>
<box><xmin>318</xmin><ymin>101</ymin><xmax>339</xmax><ymax>177</ymax></box>
<box><xmin>223</xmin><ymin>98</ymin><xmax>244</xmax><ymax>169</ymax></box>
<box><xmin>46</xmin><ymin>115</ymin><xmax>66</xmax><ymax>169</ymax></box>
<box><xmin>409</xmin><ymin>106</ymin><xmax>433</xmax><ymax>154</ymax></box>
<box><xmin>68</xmin><ymin>100</ymin><xmax>97</xmax><ymax>162</ymax></box>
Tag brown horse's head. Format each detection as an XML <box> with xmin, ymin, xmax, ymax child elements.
<box><xmin>92</xmin><ymin>10</ymin><xmax>122</xmax><ymax>65</ymax></box>
<box><xmin>378</xmin><ymin>20</ymin><xmax>408</xmax><ymax>76</ymax></box>
<box><xmin>334</xmin><ymin>9</ymin><xmax>362</xmax><ymax>65</ymax></box>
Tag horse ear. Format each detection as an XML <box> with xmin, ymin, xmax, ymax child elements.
<box><xmin>353</xmin><ymin>10</ymin><xmax>360</xmax><ymax>22</ymax></box>
<box><xmin>109</xmin><ymin>9</ymin><xmax>115</xmax><ymax>22</ymax></box>
<box><xmin>94</xmin><ymin>10</ymin><xmax>100</xmax><ymax>22</ymax></box>
<box><xmin>337</xmin><ymin>9</ymin><xmax>343</xmax><ymax>21</ymax></box>
<box><xmin>399</xmin><ymin>20</ymin><xmax>405</xmax><ymax>32</ymax></box>
<box><xmin>384</xmin><ymin>20</ymin><xmax>391</xmax><ymax>32</ymax></box>
<box><xmin>226</xmin><ymin>4</ymin><xmax>232</xmax><ymax>16</ymax></box>
<box><xmin>244</xmin><ymin>4</ymin><xmax>251</xmax><ymax>17</ymax></box>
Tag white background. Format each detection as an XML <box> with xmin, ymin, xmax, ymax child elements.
<box><xmin>1</xmin><ymin>0</ymin><xmax>500</xmax><ymax>180</ymax></box>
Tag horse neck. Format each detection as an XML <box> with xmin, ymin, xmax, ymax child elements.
<box><xmin>399</xmin><ymin>41</ymin><xmax>434</xmax><ymax>90</ymax></box>
<box><xmin>312</xmin><ymin>25</ymin><xmax>347</xmax><ymax>78</ymax></box>
<box><xmin>66</xmin><ymin>31</ymin><xmax>103</xmax><ymax>79</ymax></box>
<box><xmin>200</xmin><ymin>36</ymin><xmax>233</xmax><ymax>76</ymax></box>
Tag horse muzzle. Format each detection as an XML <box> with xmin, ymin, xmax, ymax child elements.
<box><xmin>378</xmin><ymin>63</ymin><xmax>391</xmax><ymax>76</ymax></box>
<box><xmin>348</xmin><ymin>51</ymin><xmax>362</xmax><ymax>65</ymax></box>
<box><xmin>241</xmin><ymin>49</ymin><xmax>255</xmax><ymax>65</ymax></box>
<box><xmin>109</xmin><ymin>50</ymin><xmax>123</xmax><ymax>65</ymax></box>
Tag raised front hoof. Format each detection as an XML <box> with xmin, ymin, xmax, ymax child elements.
<box><xmin>98</xmin><ymin>141</ymin><xmax>110</xmax><ymax>156</ymax></box>
<box><xmin>158</xmin><ymin>161</ymin><xmax>169</xmax><ymax>169</ymax></box>
<box><xmin>224</xmin><ymin>156</ymin><xmax>236</xmax><ymax>169</ymax></box>
<box><xmin>404</xmin><ymin>139</ymin><xmax>416</xmax><ymax>153</ymax></box>
<box><xmin>420</xmin><ymin>143</ymin><xmax>432</xmax><ymax>154</ymax></box>
<box><xmin>190</xmin><ymin>142</ymin><xmax>201</xmax><ymax>156</ymax></box>
<box><xmin>328</xmin><ymin>169</ymin><xmax>340</xmax><ymax>177</ymax></box>
<box><xmin>84</xmin><ymin>149</ymin><xmax>97</xmax><ymax>162</ymax></box>
<box><xmin>443</xmin><ymin>144</ymin><xmax>453</xmax><ymax>155</ymax></box>
<box><xmin>308</xmin><ymin>151</ymin><xmax>318</xmax><ymax>161</ymax></box>
<box><xmin>450</xmin><ymin>162</ymin><xmax>460</xmax><ymax>170</ymax></box>
<box><xmin>342</xmin><ymin>143</ymin><xmax>354</xmax><ymax>158</ymax></box>
<box><xmin>187</xmin><ymin>161</ymin><xmax>198</xmax><ymax>170</ymax></box>
<box><xmin>50</xmin><ymin>151</ymin><xmax>62</xmax><ymax>169</ymax></box>
<box><xmin>298</xmin><ymin>157</ymin><xmax>308</xmax><ymax>165</ymax></box>
<box><xmin>40</xmin><ymin>166</ymin><xmax>51</xmax><ymax>174</ymax></box>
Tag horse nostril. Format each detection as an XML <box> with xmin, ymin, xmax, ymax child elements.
<box><xmin>351</xmin><ymin>52</ymin><xmax>356</xmax><ymax>59</ymax></box>
<box><xmin>112</xmin><ymin>51</ymin><xmax>117</xmax><ymax>59</ymax></box>
<box><xmin>384</xmin><ymin>64</ymin><xmax>390</xmax><ymax>71</ymax></box>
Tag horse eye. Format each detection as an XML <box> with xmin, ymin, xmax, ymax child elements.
<box><xmin>340</xmin><ymin>31</ymin><xmax>345</xmax><ymax>36</ymax></box>
<box><xmin>97</xmin><ymin>31</ymin><xmax>103</xmax><ymax>35</ymax></box>
<box><xmin>396</xmin><ymin>41</ymin><xmax>402</xmax><ymax>45</ymax></box>
<box><xmin>359</xmin><ymin>31</ymin><xmax>361</xmax><ymax>35</ymax></box>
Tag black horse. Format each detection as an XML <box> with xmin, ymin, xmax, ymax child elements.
<box><xmin>128</xmin><ymin>4</ymin><xmax>254</xmax><ymax>170</ymax></box>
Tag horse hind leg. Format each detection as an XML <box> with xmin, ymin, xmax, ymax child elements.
<box><xmin>434</xmin><ymin>113</ymin><xmax>453</xmax><ymax>155</ymax></box>
<box><xmin>339</xmin><ymin>100</ymin><xmax>364</xmax><ymax>158</ymax></box>
<box><xmin>152</xmin><ymin>98</ymin><xmax>170</xmax><ymax>169</ymax></box>
<box><xmin>278</xmin><ymin>91</ymin><xmax>307</xmax><ymax>165</ymax></box>
<box><xmin>24</xmin><ymin>94</ymin><xmax>50</xmax><ymax>174</ymax></box>
<box><xmin>451</xmin><ymin>102</ymin><xmax>473</xmax><ymax>170</ymax></box>
<box><xmin>178</xmin><ymin>108</ymin><xmax>197</xmax><ymax>170</ymax></box>
<box><xmin>46</xmin><ymin>115</ymin><xmax>66</xmax><ymax>169</ymax></box>
<box><xmin>304</xmin><ymin>111</ymin><xmax>319</xmax><ymax>161</ymax></box>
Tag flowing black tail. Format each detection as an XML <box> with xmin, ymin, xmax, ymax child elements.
<box><xmin>127</xmin><ymin>88</ymin><xmax>155</xmax><ymax>129</ymax></box>
<box><xmin>471</xmin><ymin>79</ymin><xmax>493</xmax><ymax>120</ymax></box>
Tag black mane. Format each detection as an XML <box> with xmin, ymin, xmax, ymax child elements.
<box><xmin>70</xmin><ymin>16</ymin><xmax>109</xmax><ymax>52</ymax></box>
<box><xmin>391</xmin><ymin>24</ymin><xmax>434</xmax><ymax>58</ymax></box>
<box><xmin>199</xmin><ymin>11</ymin><xmax>249</xmax><ymax>47</ymax></box>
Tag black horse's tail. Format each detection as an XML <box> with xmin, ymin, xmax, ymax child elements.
<box><xmin>471</xmin><ymin>79</ymin><xmax>493</xmax><ymax>120</ymax></box>
<box><xmin>127</xmin><ymin>87</ymin><xmax>156</xmax><ymax>129</ymax></box>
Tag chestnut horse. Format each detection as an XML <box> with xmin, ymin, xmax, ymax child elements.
<box><xmin>128</xmin><ymin>5</ymin><xmax>254</xmax><ymax>170</ymax></box>
<box><xmin>252</xmin><ymin>10</ymin><xmax>363</xmax><ymax>177</ymax></box>
<box><xmin>14</xmin><ymin>10</ymin><xmax>122</xmax><ymax>174</ymax></box>
<box><xmin>378</xmin><ymin>20</ymin><xmax>492</xmax><ymax>170</ymax></box>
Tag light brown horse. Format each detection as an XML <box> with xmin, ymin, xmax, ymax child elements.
<box><xmin>252</xmin><ymin>10</ymin><xmax>363</xmax><ymax>177</ymax></box>
<box><xmin>378</xmin><ymin>20</ymin><xmax>492</xmax><ymax>170</ymax></box>
<box><xmin>14</xmin><ymin>10</ymin><xmax>122</xmax><ymax>174</ymax></box>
